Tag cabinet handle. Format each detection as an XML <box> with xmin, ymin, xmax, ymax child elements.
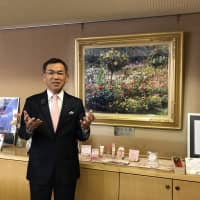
<box><xmin>165</xmin><ymin>185</ymin><xmax>171</xmax><ymax>190</ymax></box>
<box><xmin>175</xmin><ymin>186</ymin><xmax>180</xmax><ymax>191</ymax></box>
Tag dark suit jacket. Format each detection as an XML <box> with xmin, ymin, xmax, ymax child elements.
<box><xmin>18</xmin><ymin>91</ymin><xmax>89</xmax><ymax>184</ymax></box>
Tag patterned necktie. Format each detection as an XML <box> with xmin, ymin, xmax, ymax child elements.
<box><xmin>51</xmin><ymin>95</ymin><xmax>59</xmax><ymax>132</ymax></box>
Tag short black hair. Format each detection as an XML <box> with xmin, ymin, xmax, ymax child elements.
<box><xmin>42</xmin><ymin>58</ymin><xmax>68</xmax><ymax>73</ymax></box>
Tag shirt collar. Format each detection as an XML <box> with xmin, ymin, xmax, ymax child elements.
<box><xmin>47</xmin><ymin>89</ymin><xmax>64</xmax><ymax>101</ymax></box>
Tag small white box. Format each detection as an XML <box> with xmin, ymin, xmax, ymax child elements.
<box><xmin>185</xmin><ymin>157</ymin><xmax>200</xmax><ymax>175</ymax></box>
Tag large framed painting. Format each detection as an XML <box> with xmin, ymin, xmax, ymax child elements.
<box><xmin>75</xmin><ymin>32</ymin><xmax>183</xmax><ymax>129</ymax></box>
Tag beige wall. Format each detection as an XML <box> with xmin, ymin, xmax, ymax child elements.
<box><xmin>1</xmin><ymin>13</ymin><xmax>200</xmax><ymax>157</ymax></box>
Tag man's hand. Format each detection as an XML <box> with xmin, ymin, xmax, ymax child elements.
<box><xmin>80</xmin><ymin>110</ymin><xmax>95</xmax><ymax>129</ymax></box>
<box><xmin>24</xmin><ymin>110</ymin><xmax>43</xmax><ymax>132</ymax></box>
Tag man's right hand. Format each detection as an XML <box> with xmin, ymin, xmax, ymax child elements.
<box><xmin>24</xmin><ymin>110</ymin><xmax>43</xmax><ymax>132</ymax></box>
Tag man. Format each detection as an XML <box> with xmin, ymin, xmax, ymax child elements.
<box><xmin>19</xmin><ymin>58</ymin><xmax>94</xmax><ymax>200</ymax></box>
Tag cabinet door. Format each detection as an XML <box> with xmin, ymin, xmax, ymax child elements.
<box><xmin>119</xmin><ymin>173</ymin><xmax>172</xmax><ymax>200</ymax></box>
<box><xmin>75</xmin><ymin>168</ymin><xmax>119</xmax><ymax>200</ymax></box>
<box><xmin>0</xmin><ymin>159</ymin><xmax>29</xmax><ymax>200</ymax></box>
<box><xmin>173</xmin><ymin>180</ymin><xmax>200</xmax><ymax>200</ymax></box>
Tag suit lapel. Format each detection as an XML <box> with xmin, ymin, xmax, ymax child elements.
<box><xmin>39</xmin><ymin>91</ymin><xmax>54</xmax><ymax>132</ymax></box>
<box><xmin>56</xmin><ymin>92</ymin><xmax>75</xmax><ymax>132</ymax></box>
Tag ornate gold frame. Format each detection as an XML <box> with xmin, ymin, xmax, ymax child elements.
<box><xmin>75</xmin><ymin>32</ymin><xmax>183</xmax><ymax>129</ymax></box>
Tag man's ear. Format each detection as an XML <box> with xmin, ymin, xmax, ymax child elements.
<box><xmin>42</xmin><ymin>73</ymin><xmax>46</xmax><ymax>83</ymax></box>
<box><xmin>65</xmin><ymin>74</ymin><xmax>69</xmax><ymax>83</ymax></box>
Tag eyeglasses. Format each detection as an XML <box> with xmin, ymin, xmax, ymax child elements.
<box><xmin>45</xmin><ymin>70</ymin><xmax>65</xmax><ymax>76</ymax></box>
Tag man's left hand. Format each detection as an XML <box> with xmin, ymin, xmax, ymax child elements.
<box><xmin>80</xmin><ymin>110</ymin><xmax>95</xmax><ymax>129</ymax></box>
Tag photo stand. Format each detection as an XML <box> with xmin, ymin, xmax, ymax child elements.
<box><xmin>0</xmin><ymin>97</ymin><xmax>19</xmax><ymax>149</ymax></box>
<box><xmin>187</xmin><ymin>113</ymin><xmax>200</xmax><ymax>157</ymax></box>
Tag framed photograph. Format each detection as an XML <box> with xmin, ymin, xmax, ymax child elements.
<box><xmin>75</xmin><ymin>32</ymin><xmax>183</xmax><ymax>129</ymax></box>
<box><xmin>0</xmin><ymin>97</ymin><xmax>19</xmax><ymax>144</ymax></box>
<box><xmin>187</xmin><ymin>113</ymin><xmax>200</xmax><ymax>157</ymax></box>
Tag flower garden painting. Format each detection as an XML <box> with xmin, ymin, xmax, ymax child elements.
<box><xmin>85</xmin><ymin>45</ymin><xmax>168</xmax><ymax>115</ymax></box>
<box><xmin>75</xmin><ymin>32</ymin><xmax>183</xmax><ymax>129</ymax></box>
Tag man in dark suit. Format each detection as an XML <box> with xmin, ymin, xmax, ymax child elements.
<box><xmin>19</xmin><ymin>58</ymin><xmax>94</xmax><ymax>200</ymax></box>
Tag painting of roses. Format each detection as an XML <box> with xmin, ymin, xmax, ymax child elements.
<box><xmin>75</xmin><ymin>32</ymin><xmax>183</xmax><ymax>129</ymax></box>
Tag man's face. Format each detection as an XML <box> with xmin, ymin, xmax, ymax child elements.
<box><xmin>43</xmin><ymin>63</ymin><xmax>68</xmax><ymax>94</ymax></box>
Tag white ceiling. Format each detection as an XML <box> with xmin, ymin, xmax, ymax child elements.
<box><xmin>0</xmin><ymin>0</ymin><xmax>200</xmax><ymax>29</ymax></box>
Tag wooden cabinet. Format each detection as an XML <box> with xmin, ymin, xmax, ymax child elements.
<box><xmin>1</xmin><ymin>151</ymin><xmax>200</xmax><ymax>200</ymax></box>
<box><xmin>119</xmin><ymin>173</ymin><xmax>200</xmax><ymax>200</ymax></box>
<box><xmin>75</xmin><ymin>168</ymin><xmax>119</xmax><ymax>200</ymax></box>
<box><xmin>0</xmin><ymin>159</ymin><xmax>29</xmax><ymax>200</ymax></box>
<box><xmin>119</xmin><ymin>173</ymin><xmax>172</xmax><ymax>200</ymax></box>
<box><xmin>173</xmin><ymin>180</ymin><xmax>200</xmax><ymax>200</ymax></box>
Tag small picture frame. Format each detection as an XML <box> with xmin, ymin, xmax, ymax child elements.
<box><xmin>187</xmin><ymin>113</ymin><xmax>200</xmax><ymax>157</ymax></box>
<box><xmin>80</xmin><ymin>145</ymin><xmax>92</xmax><ymax>161</ymax></box>
<box><xmin>172</xmin><ymin>156</ymin><xmax>185</xmax><ymax>174</ymax></box>
<box><xmin>128</xmin><ymin>149</ymin><xmax>140</xmax><ymax>162</ymax></box>
<box><xmin>0</xmin><ymin>97</ymin><xmax>20</xmax><ymax>145</ymax></box>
